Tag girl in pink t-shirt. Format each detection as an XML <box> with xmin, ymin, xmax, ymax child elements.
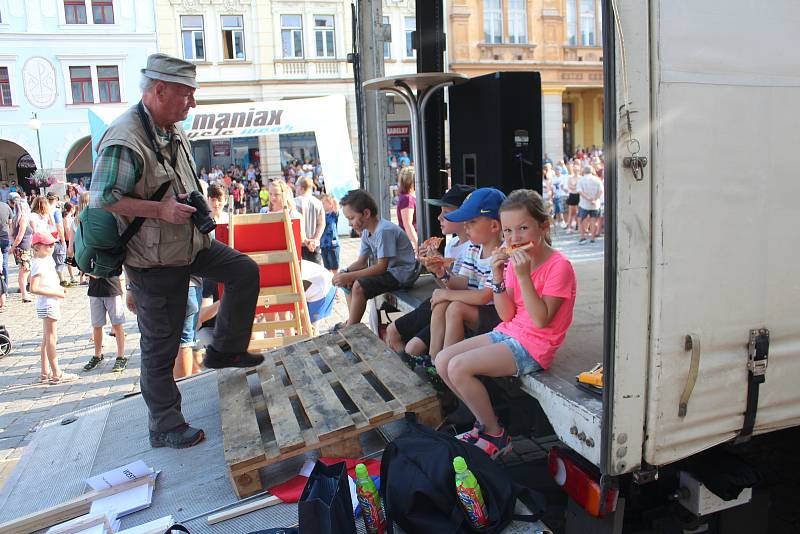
<box><xmin>434</xmin><ymin>189</ymin><xmax>576</xmax><ymax>458</ymax></box>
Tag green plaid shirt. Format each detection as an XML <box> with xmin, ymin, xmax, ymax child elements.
<box><xmin>88</xmin><ymin>145</ymin><xmax>144</xmax><ymax>209</ymax></box>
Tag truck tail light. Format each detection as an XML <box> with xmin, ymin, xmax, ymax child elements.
<box><xmin>548</xmin><ymin>446</ymin><xmax>618</xmax><ymax>517</ymax></box>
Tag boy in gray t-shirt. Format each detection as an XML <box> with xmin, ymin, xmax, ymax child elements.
<box><xmin>332</xmin><ymin>190</ymin><xmax>417</xmax><ymax>329</ymax></box>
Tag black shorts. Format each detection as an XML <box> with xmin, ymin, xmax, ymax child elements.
<box><xmin>567</xmin><ymin>193</ymin><xmax>580</xmax><ymax>206</ymax></box>
<box><xmin>465</xmin><ymin>305</ymin><xmax>502</xmax><ymax>337</ymax></box>
<box><xmin>354</xmin><ymin>272</ymin><xmax>402</xmax><ymax>300</ymax></box>
<box><xmin>393</xmin><ymin>298</ymin><xmax>432</xmax><ymax>347</ymax></box>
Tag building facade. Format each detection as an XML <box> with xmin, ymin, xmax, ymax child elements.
<box><xmin>447</xmin><ymin>0</ymin><xmax>604</xmax><ymax>162</ymax></box>
<box><xmin>155</xmin><ymin>0</ymin><xmax>416</xmax><ymax>178</ymax></box>
<box><xmin>0</xmin><ymin>0</ymin><xmax>157</xmax><ymax>189</ymax></box>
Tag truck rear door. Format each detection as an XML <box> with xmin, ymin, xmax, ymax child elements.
<box><xmin>616</xmin><ymin>0</ymin><xmax>800</xmax><ymax>470</ymax></box>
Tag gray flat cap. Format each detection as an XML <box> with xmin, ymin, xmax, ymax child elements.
<box><xmin>141</xmin><ymin>53</ymin><xmax>198</xmax><ymax>89</ymax></box>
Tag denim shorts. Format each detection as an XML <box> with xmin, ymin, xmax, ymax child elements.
<box><xmin>487</xmin><ymin>330</ymin><xmax>543</xmax><ymax>377</ymax></box>
<box><xmin>578</xmin><ymin>207</ymin><xmax>599</xmax><ymax>219</ymax></box>
<box><xmin>320</xmin><ymin>245</ymin><xmax>340</xmax><ymax>270</ymax></box>
<box><xmin>180</xmin><ymin>286</ymin><xmax>202</xmax><ymax>348</ymax></box>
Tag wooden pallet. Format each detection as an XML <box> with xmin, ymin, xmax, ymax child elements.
<box><xmin>217</xmin><ymin>323</ymin><xmax>442</xmax><ymax>498</ymax></box>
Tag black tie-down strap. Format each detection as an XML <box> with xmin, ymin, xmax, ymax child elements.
<box><xmin>737</xmin><ymin>328</ymin><xmax>769</xmax><ymax>443</ymax></box>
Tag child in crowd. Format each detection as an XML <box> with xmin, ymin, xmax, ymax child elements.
<box><xmin>319</xmin><ymin>194</ymin><xmax>341</xmax><ymax>275</ymax></box>
<box><xmin>62</xmin><ymin>202</ymin><xmax>78</xmax><ymax>285</ymax></box>
<box><xmin>82</xmin><ymin>274</ymin><xmax>127</xmax><ymax>373</ymax></box>
<box><xmin>435</xmin><ymin>190</ymin><xmax>576</xmax><ymax>458</ymax></box>
<box><xmin>385</xmin><ymin>183</ymin><xmax>474</xmax><ymax>358</ymax></box>
<box><xmin>427</xmin><ymin>188</ymin><xmax>506</xmax><ymax>362</ymax></box>
<box><xmin>29</xmin><ymin>232</ymin><xmax>76</xmax><ymax>384</ymax></box>
<box><xmin>300</xmin><ymin>259</ymin><xmax>337</xmax><ymax>335</ymax></box>
<box><xmin>332</xmin><ymin>189</ymin><xmax>417</xmax><ymax>329</ymax></box>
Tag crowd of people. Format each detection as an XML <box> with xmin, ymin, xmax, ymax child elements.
<box><xmin>541</xmin><ymin>146</ymin><xmax>605</xmax><ymax>243</ymax></box>
<box><xmin>198</xmin><ymin>158</ymin><xmax>326</xmax><ymax>216</ymax></box>
<box><xmin>0</xmin><ymin>183</ymin><xmax>128</xmax><ymax>385</ymax></box>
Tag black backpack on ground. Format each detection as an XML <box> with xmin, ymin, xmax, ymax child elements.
<box><xmin>379</xmin><ymin>413</ymin><xmax>546</xmax><ymax>533</ymax></box>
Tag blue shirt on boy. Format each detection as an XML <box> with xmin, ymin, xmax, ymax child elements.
<box><xmin>359</xmin><ymin>219</ymin><xmax>417</xmax><ymax>285</ymax></box>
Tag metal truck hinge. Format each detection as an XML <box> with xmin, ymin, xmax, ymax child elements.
<box><xmin>622</xmin><ymin>156</ymin><xmax>648</xmax><ymax>181</ymax></box>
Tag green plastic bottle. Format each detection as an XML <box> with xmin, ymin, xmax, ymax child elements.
<box><xmin>355</xmin><ymin>463</ymin><xmax>386</xmax><ymax>534</ymax></box>
<box><xmin>454</xmin><ymin>456</ymin><xmax>490</xmax><ymax>529</ymax></box>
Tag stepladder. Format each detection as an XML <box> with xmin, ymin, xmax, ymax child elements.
<box><xmin>215</xmin><ymin>210</ymin><xmax>313</xmax><ymax>351</ymax></box>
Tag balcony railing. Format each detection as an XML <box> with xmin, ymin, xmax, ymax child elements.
<box><xmin>274</xmin><ymin>59</ymin><xmax>349</xmax><ymax>79</ymax></box>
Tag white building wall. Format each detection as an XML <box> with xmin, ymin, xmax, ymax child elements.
<box><xmin>0</xmin><ymin>0</ymin><xmax>158</xmax><ymax>185</ymax></box>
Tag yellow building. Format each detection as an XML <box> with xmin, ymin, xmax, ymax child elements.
<box><xmin>447</xmin><ymin>0</ymin><xmax>604</xmax><ymax>161</ymax></box>
<box><xmin>153</xmin><ymin>0</ymin><xmax>418</xmax><ymax>177</ymax></box>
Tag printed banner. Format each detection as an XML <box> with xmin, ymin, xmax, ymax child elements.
<box><xmin>88</xmin><ymin>94</ymin><xmax>358</xmax><ymax>206</ymax></box>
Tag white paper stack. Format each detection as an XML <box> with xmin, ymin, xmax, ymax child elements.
<box><xmin>86</xmin><ymin>461</ymin><xmax>157</xmax><ymax>519</ymax></box>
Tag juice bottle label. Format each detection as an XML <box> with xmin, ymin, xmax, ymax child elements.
<box><xmin>457</xmin><ymin>485</ymin><xmax>490</xmax><ymax>528</ymax></box>
<box><xmin>356</xmin><ymin>486</ymin><xmax>386</xmax><ymax>534</ymax></box>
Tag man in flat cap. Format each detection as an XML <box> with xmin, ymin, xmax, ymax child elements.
<box><xmin>89</xmin><ymin>53</ymin><xmax>263</xmax><ymax>449</ymax></box>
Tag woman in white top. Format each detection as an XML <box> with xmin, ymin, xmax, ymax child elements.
<box><xmin>259</xmin><ymin>179</ymin><xmax>306</xmax><ymax>336</ymax></box>
<box><xmin>29</xmin><ymin>196</ymin><xmax>55</xmax><ymax>236</ymax></box>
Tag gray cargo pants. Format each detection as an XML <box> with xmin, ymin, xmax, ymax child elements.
<box><xmin>126</xmin><ymin>239</ymin><xmax>259</xmax><ymax>432</ymax></box>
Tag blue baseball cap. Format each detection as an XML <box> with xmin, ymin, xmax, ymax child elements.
<box><xmin>443</xmin><ymin>187</ymin><xmax>506</xmax><ymax>222</ymax></box>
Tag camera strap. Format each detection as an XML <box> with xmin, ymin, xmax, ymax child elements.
<box><xmin>113</xmin><ymin>102</ymin><xmax>181</xmax><ymax>250</ymax></box>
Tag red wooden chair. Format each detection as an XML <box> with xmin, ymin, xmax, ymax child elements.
<box><xmin>215</xmin><ymin>210</ymin><xmax>312</xmax><ymax>350</ymax></box>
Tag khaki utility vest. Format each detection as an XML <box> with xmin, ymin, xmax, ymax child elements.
<box><xmin>96</xmin><ymin>104</ymin><xmax>210</xmax><ymax>268</ymax></box>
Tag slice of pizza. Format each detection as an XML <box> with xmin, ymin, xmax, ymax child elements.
<box><xmin>420</xmin><ymin>236</ymin><xmax>445</xmax><ymax>257</ymax></box>
<box><xmin>499</xmin><ymin>242</ymin><xmax>534</xmax><ymax>254</ymax></box>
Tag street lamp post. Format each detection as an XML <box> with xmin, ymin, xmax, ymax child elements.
<box><xmin>28</xmin><ymin>113</ymin><xmax>44</xmax><ymax>170</ymax></box>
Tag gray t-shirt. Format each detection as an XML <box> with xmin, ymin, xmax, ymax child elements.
<box><xmin>0</xmin><ymin>202</ymin><xmax>12</xmax><ymax>241</ymax></box>
<box><xmin>359</xmin><ymin>219</ymin><xmax>417</xmax><ymax>285</ymax></box>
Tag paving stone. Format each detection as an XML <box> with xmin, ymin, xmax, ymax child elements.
<box><xmin>0</xmin><ymin>235</ymin><xmax>364</xmax><ymax>491</ymax></box>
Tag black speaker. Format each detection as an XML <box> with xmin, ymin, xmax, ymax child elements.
<box><xmin>449</xmin><ymin>71</ymin><xmax>543</xmax><ymax>196</ymax></box>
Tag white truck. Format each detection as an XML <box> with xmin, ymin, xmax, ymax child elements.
<box><xmin>374</xmin><ymin>1</ymin><xmax>800</xmax><ymax>531</ymax></box>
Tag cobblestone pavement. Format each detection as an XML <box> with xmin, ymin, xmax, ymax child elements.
<box><xmin>0</xmin><ymin>235</ymin><xmax>363</xmax><ymax>490</ymax></box>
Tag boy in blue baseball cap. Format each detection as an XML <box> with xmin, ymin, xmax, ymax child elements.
<box><xmin>427</xmin><ymin>187</ymin><xmax>507</xmax><ymax>363</ymax></box>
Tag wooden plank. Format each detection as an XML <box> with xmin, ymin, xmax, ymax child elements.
<box><xmin>249</xmin><ymin>336</ymin><xmax>309</xmax><ymax>351</ymax></box>
<box><xmin>231</xmin><ymin>212</ymin><xmax>286</xmax><ymax>224</ymax></box>
<box><xmin>252</xmin><ymin>320</ymin><xmax>298</xmax><ymax>332</ymax></box>
<box><xmin>247</xmin><ymin>250</ymin><xmax>293</xmax><ymax>265</ymax></box>
<box><xmin>340</xmin><ymin>324</ymin><xmax>437</xmax><ymax>410</ymax></box>
<box><xmin>320</xmin><ymin>437</ymin><xmax>364</xmax><ymax>459</ymax></box>
<box><xmin>278</xmin><ymin>342</ymin><xmax>354</xmax><ymax>440</ymax></box>
<box><xmin>312</xmin><ymin>339</ymin><xmax>393</xmax><ymax>424</ymax></box>
<box><xmin>47</xmin><ymin>512</ymin><xmax>111</xmax><ymax>534</ymax></box>
<box><xmin>261</xmin><ymin>293</ymin><xmax>301</xmax><ymax>306</ymax></box>
<box><xmin>230</xmin><ymin>470</ymin><xmax>262</xmax><ymax>499</ymax></box>
<box><xmin>256</xmin><ymin>358</ymin><xmax>305</xmax><ymax>454</ymax></box>
<box><xmin>259</xmin><ymin>285</ymin><xmax>296</xmax><ymax>297</ymax></box>
<box><xmin>217</xmin><ymin>369</ymin><xmax>267</xmax><ymax>473</ymax></box>
<box><xmin>207</xmin><ymin>495</ymin><xmax>283</xmax><ymax>525</ymax></box>
<box><xmin>0</xmin><ymin>477</ymin><xmax>152</xmax><ymax>534</ymax></box>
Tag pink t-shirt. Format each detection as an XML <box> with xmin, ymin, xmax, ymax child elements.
<box><xmin>494</xmin><ymin>250</ymin><xmax>576</xmax><ymax>369</ymax></box>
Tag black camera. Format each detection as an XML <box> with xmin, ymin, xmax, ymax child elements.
<box><xmin>65</xmin><ymin>256</ymin><xmax>78</xmax><ymax>268</ymax></box>
<box><xmin>177</xmin><ymin>190</ymin><xmax>216</xmax><ymax>235</ymax></box>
